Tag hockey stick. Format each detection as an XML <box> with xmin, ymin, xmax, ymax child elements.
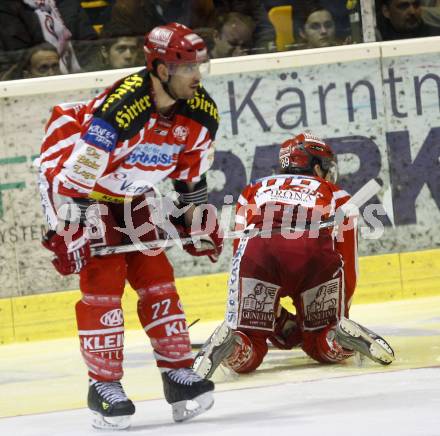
<box><xmin>91</xmin><ymin>220</ymin><xmax>335</xmax><ymax>257</ymax></box>
<box><xmin>340</xmin><ymin>179</ymin><xmax>381</xmax><ymax>215</ymax></box>
<box><xmin>91</xmin><ymin>179</ymin><xmax>382</xmax><ymax>257</ymax></box>
<box><xmin>188</xmin><ymin>318</ymin><xmax>201</xmax><ymax>328</ymax></box>
<box><xmin>190</xmin><ymin>341</ymin><xmax>278</xmax><ymax>350</ymax></box>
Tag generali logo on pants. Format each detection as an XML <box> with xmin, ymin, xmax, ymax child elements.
<box><xmin>100</xmin><ymin>308</ymin><xmax>124</xmax><ymax>327</ymax></box>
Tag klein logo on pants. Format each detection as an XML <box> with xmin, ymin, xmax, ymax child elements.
<box><xmin>165</xmin><ymin>320</ymin><xmax>187</xmax><ymax>337</ymax></box>
<box><xmin>100</xmin><ymin>309</ymin><xmax>124</xmax><ymax>327</ymax></box>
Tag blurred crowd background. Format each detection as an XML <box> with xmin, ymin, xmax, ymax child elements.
<box><xmin>0</xmin><ymin>0</ymin><xmax>439</xmax><ymax>81</ymax></box>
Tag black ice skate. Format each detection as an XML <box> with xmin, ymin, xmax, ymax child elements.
<box><xmin>161</xmin><ymin>367</ymin><xmax>214</xmax><ymax>422</ymax></box>
<box><xmin>88</xmin><ymin>380</ymin><xmax>135</xmax><ymax>430</ymax></box>
<box><xmin>193</xmin><ymin>321</ymin><xmax>237</xmax><ymax>379</ymax></box>
<box><xmin>335</xmin><ymin>317</ymin><xmax>395</xmax><ymax>365</ymax></box>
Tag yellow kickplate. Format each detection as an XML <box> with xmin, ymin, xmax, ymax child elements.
<box><xmin>356</xmin><ymin>253</ymin><xmax>403</xmax><ymax>303</ymax></box>
<box><xmin>400</xmin><ymin>249</ymin><xmax>440</xmax><ymax>299</ymax></box>
<box><xmin>11</xmin><ymin>290</ymin><xmax>79</xmax><ymax>343</ymax></box>
<box><xmin>0</xmin><ymin>249</ymin><xmax>439</xmax><ymax>344</ymax></box>
<box><xmin>0</xmin><ymin>298</ymin><xmax>14</xmax><ymax>344</ymax></box>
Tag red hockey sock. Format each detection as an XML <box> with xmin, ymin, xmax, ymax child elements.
<box><xmin>76</xmin><ymin>294</ymin><xmax>125</xmax><ymax>381</ymax></box>
<box><xmin>136</xmin><ymin>283</ymin><xmax>193</xmax><ymax>369</ymax></box>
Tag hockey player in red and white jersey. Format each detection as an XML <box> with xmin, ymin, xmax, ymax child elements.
<box><xmin>36</xmin><ymin>23</ymin><xmax>223</xmax><ymax>429</ymax></box>
<box><xmin>193</xmin><ymin>133</ymin><xmax>395</xmax><ymax>379</ymax></box>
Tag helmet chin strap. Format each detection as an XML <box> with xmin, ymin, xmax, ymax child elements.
<box><xmin>151</xmin><ymin>64</ymin><xmax>180</xmax><ymax>102</ymax></box>
<box><xmin>161</xmin><ymin>76</ymin><xmax>179</xmax><ymax>101</ymax></box>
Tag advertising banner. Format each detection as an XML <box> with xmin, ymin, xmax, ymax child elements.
<box><xmin>0</xmin><ymin>48</ymin><xmax>439</xmax><ymax>297</ymax></box>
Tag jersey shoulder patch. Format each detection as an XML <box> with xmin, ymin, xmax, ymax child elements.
<box><xmin>83</xmin><ymin>118</ymin><xmax>118</xmax><ymax>152</ymax></box>
<box><xmin>183</xmin><ymin>85</ymin><xmax>219</xmax><ymax>138</ymax></box>
<box><xmin>93</xmin><ymin>69</ymin><xmax>153</xmax><ymax>133</ymax></box>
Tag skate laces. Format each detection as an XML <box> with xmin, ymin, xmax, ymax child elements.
<box><xmin>94</xmin><ymin>381</ymin><xmax>128</xmax><ymax>404</ymax></box>
<box><xmin>168</xmin><ymin>368</ymin><xmax>203</xmax><ymax>385</ymax></box>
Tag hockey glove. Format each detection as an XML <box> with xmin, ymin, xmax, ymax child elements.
<box><xmin>268</xmin><ymin>306</ymin><xmax>302</xmax><ymax>350</ymax></box>
<box><xmin>42</xmin><ymin>228</ymin><xmax>91</xmax><ymax>275</ymax></box>
<box><xmin>181</xmin><ymin>220</ymin><xmax>223</xmax><ymax>263</ymax></box>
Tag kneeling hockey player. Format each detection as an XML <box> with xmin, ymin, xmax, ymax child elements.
<box><xmin>193</xmin><ymin>132</ymin><xmax>395</xmax><ymax>379</ymax></box>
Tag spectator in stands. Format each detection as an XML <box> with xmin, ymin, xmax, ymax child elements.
<box><xmin>289</xmin><ymin>0</ymin><xmax>351</xmax><ymax>41</ymax></box>
<box><xmin>212</xmin><ymin>0</ymin><xmax>275</xmax><ymax>53</ymax></box>
<box><xmin>421</xmin><ymin>0</ymin><xmax>440</xmax><ymax>29</ymax></box>
<box><xmin>100</xmin><ymin>35</ymin><xmax>143</xmax><ymax>69</ymax></box>
<box><xmin>200</xmin><ymin>12</ymin><xmax>257</xmax><ymax>58</ymax></box>
<box><xmin>376</xmin><ymin>0</ymin><xmax>440</xmax><ymax>40</ymax></box>
<box><xmin>193</xmin><ymin>27</ymin><xmax>218</xmax><ymax>57</ymax></box>
<box><xmin>22</xmin><ymin>42</ymin><xmax>62</xmax><ymax>78</ymax></box>
<box><xmin>107</xmin><ymin>0</ymin><xmax>194</xmax><ymax>36</ymax></box>
<box><xmin>317</xmin><ymin>0</ymin><xmax>351</xmax><ymax>38</ymax></box>
<box><xmin>0</xmin><ymin>0</ymin><xmax>82</xmax><ymax>74</ymax></box>
<box><xmin>107</xmin><ymin>0</ymin><xmax>275</xmax><ymax>56</ymax></box>
<box><xmin>56</xmin><ymin>1</ymin><xmax>98</xmax><ymax>41</ymax></box>
<box><xmin>297</xmin><ymin>6</ymin><xmax>347</xmax><ymax>49</ymax></box>
<box><xmin>56</xmin><ymin>1</ymin><xmax>100</xmax><ymax>71</ymax></box>
<box><xmin>76</xmin><ymin>0</ymin><xmax>116</xmax><ymax>35</ymax></box>
<box><xmin>1</xmin><ymin>43</ymin><xmax>61</xmax><ymax>80</ymax></box>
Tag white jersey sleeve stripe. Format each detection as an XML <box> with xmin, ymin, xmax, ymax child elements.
<box><xmin>193</xmin><ymin>126</ymin><xmax>208</xmax><ymax>149</ymax></box>
<box><xmin>38</xmin><ymin>171</ymin><xmax>59</xmax><ymax>229</ymax></box>
<box><xmin>195</xmin><ymin>137</ymin><xmax>215</xmax><ymax>176</ymax></box>
<box><xmin>237</xmin><ymin>194</ymin><xmax>248</xmax><ymax>206</ymax></box>
<box><xmin>40</xmin><ymin>132</ymin><xmax>81</xmax><ymax>161</ymax></box>
<box><xmin>45</xmin><ymin>114</ymin><xmax>78</xmax><ymax>138</ymax></box>
<box><xmin>333</xmin><ymin>189</ymin><xmax>350</xmax><ymax>200</ymax></box>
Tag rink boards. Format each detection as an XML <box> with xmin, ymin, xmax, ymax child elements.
<box><xmin>0</xmin><ymin>247</ymin><xmax>439</xmax><ymax>344</ymax></box>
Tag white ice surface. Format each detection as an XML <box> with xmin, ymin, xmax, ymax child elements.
<box><xmin>2</xmin><ymin>297</ymin><xmax>440</xmax><ymax>435</ymax></box>
<box><xmin>1</xmin><ymin>368</ymin><xmax>439</xmax><ymax>436</ymax></box>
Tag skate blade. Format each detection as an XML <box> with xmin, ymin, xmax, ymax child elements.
<box><xmin>172</xmin><ymin>392</ymin><xmax>214</xmax><ymax>423</ymax></box>
<box><xmin>193</xmin><ymin>322</ymin><xmax>233</xmax><ymax>379</ymax></box>
<box><xmin>337</xmin><ymin>318</ymin><xmax>395</xmax><ymax>365</ymax></box>
<box><xmin>90</xmin><ymin>411</ymin><xmax>132</xmax><ymax>430</ymax></box>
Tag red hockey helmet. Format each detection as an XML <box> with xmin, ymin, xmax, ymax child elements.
<box><xmin>279</xmin><ymin>133</ymin><xmax>338</xmax><ymax>183</ymax></box>
<box><xmin>144</xmin><ymin>23</ymin><xmax>209</xmax><ymax>73</ymax></box>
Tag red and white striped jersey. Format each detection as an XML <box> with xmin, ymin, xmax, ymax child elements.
<box><xmin>235</xmin><ymin>173</ymin><xmax>358</xmax><ymax>300</ymax></box>
<box><xmin>36</xmin><ymin>68</ymin><xmax>218</xmax><ymax>227</ymax></box>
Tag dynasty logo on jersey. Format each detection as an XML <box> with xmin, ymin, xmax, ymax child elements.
<box><xmin>125</xmin><ymin>142</ymin><xmax>179</xmax><ymax>166</ymax></box>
